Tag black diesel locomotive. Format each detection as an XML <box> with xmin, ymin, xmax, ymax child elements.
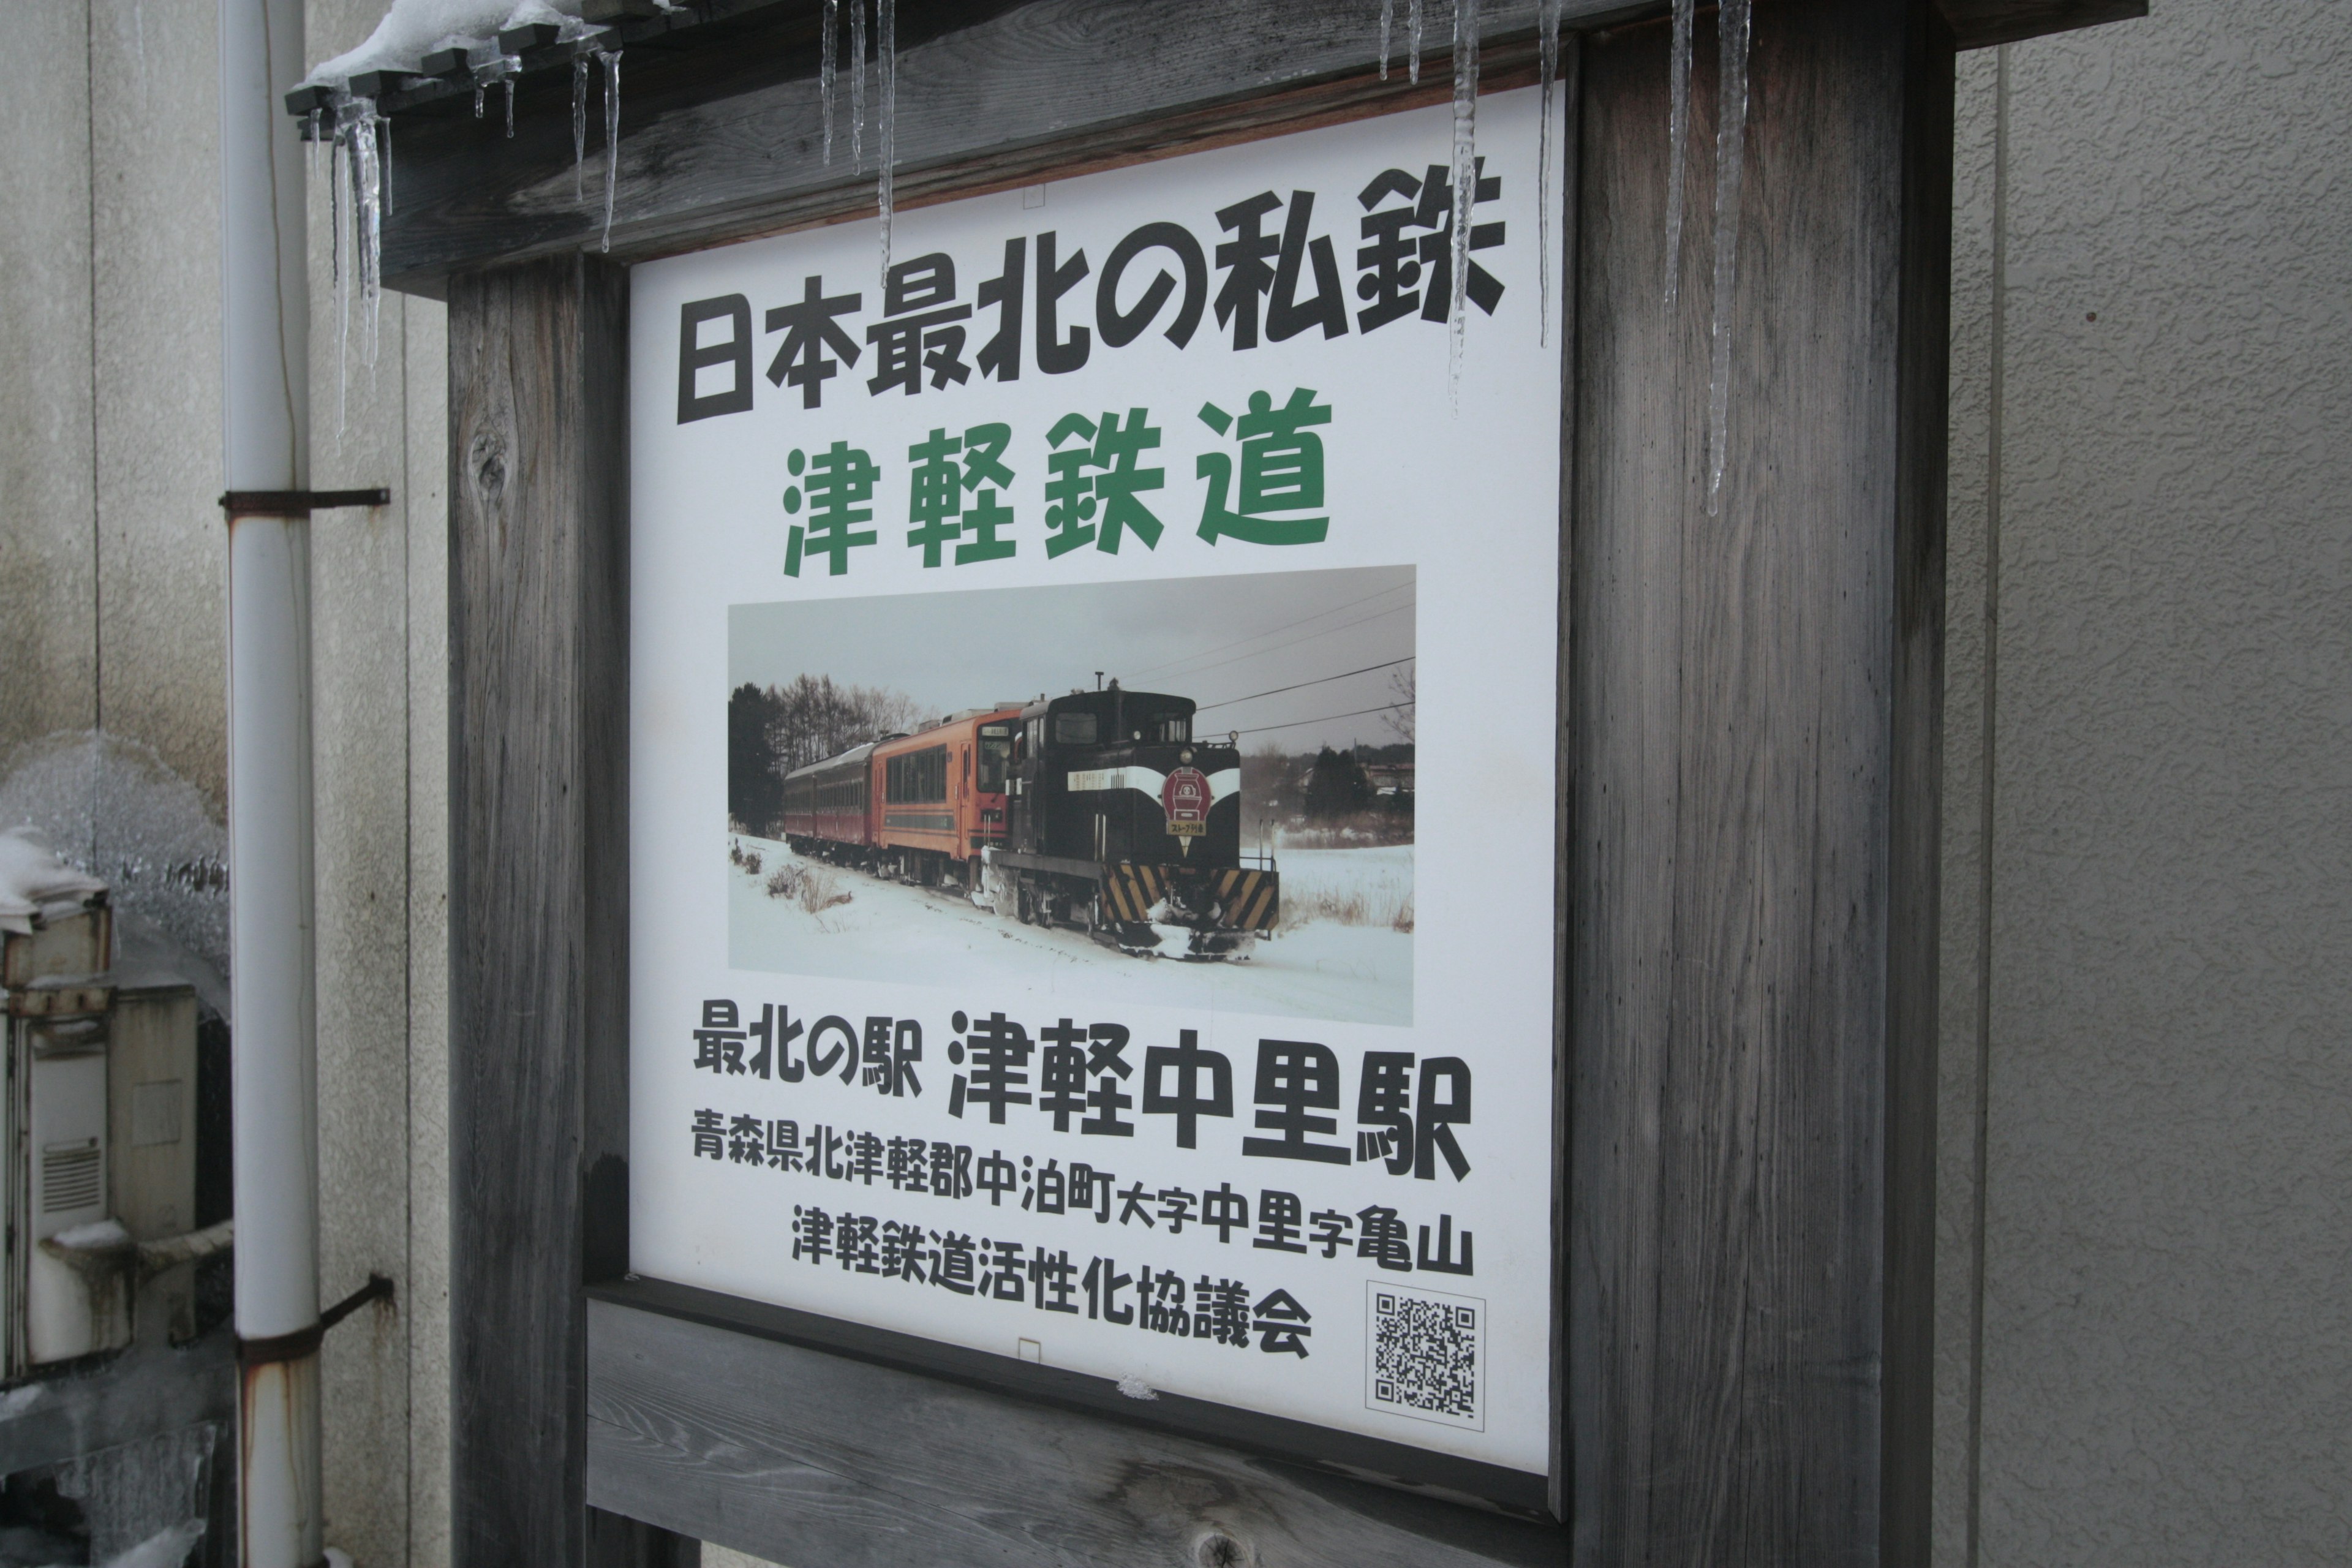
<box><xmin>995</xmin><ymin>681</ymin><xmax>1278</xmax><ymax>958</ymax></box>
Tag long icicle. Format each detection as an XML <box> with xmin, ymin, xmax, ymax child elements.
<box><xmin>1379</xmin><ymin>0</ymin><xmax>1393</xmax><ymax>80</ymax></box>
<box><xmin>331</xmin><ymin>121</ymin><xmax>345</xmax><ymax>442</ymax></box>
<box><xmin>1664</xmin><ymin>0</ymin><xmax>1694</xmax><ymax>307</ymax></box>
<box><xmin>1449</xmin><ymin>0</ymin><xmax>1479</xmax><ymax>404</ymax></box>
<box><xmin>821</xmin><ymin>0</ymin><xmax>839</xmax><ymax>163</ymax></box>
<box><xmin>850</xmin><ymin>0</ymin><xmax>867</xmax><ymax>167</ymax></box>
<box><xmin>573</xmin><ymin>58</ymin><xmax>589</xmax><ymax>200</ymax></box>
<box><xmin>505</xmin><ymin>74</ymin><xmax>516</xmax><ymax>137</ymax></box>
<box><xmin>1705</xmin><ymin>0</ymin><xmax>1752</xmax><ymax>514</ymax></box>
<box><xmin>1537</xmin><ymin>0</ymin><xmax>1559</xmax><ymax>345</ymax></box>
<box><xmin>876</xmin><ymin>0</ymin><xmax>895</xmax><ymax>279</ymax></box>
<box><xmin>1409</xmin><ymin>0</ymin><xmax>1423</xmax><ymax>85</ymax></box>
<box><xmin>354</xmin><ymin>104</ymin><xmax>382</xmax><ymax>375</ymax></box>
<box><xmin>601</xmin><ymin>50</ymin><xmax>623</xmax><ymax>252</ymax></box>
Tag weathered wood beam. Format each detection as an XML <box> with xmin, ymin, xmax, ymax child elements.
<box><xmin>1567</xmin><ymin>0</ymin><xmax>1949</xmax><ymax>1562</ymax></box>
<box><xmin>381</xmin><ymin>0</ymin><xmax>1598</xmax><ymax>295</ymax></box>
<box><xmin>586</xmin><ymin>1294</ymin><xmax>1567</xmax><ymax>1568</ymax></box>
<box><xmin>449</xmin><ymin>253</ymin><xmax>690</xmax><ymax>1567</ymax></box>
<box><xmin>1937</xmin><ymin>0</ymin><xmax>2146</xmax><ymax>50</ymax></box>
<box><xmin>377</xmin><ymin>0</ymin><xmax>2138</xmax><ymax>296</ymax></box>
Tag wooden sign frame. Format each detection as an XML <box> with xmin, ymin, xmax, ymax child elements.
<box><xmin>405</xmin><ymin>1</ymin><xmax>2141</xmax><ymax>1562</ymax></box>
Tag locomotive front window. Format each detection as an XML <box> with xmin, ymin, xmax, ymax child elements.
<box><xmin>1150</xmin><ymin>715</ymin><xmax>1191</xmax><ymax>743</ymax></box>
<box><xmin>1053</xmin><ymin>712</ymin><xmax>1099</xmax><ymax>745</ymax></box>
<box><xmin>976</xmin><ymin>725</ymin><xmax>1013</xmax><ymax>792</ymax></box>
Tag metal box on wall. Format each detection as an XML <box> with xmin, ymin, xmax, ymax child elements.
<box><xmin>2</xmin><ymin>867</ymin><xmax>203</xmax><ymax>1376</ymax></box>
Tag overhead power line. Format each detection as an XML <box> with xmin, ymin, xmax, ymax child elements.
<box><xmin>1233</xmin><ymin>700</ymin><xmax>1414</xmax><ymax>737</ymax></box>
<box><xmin>1194</xmin><ymin>655</ymin><xmax>1416</xmax><ymax>714</ymax></box>
<box><xmin>1123</xmin><ymin>580</ymin><xmax>1414</xmax><ymax>681</ymax></box>
<box><xmin>1160</xmin><ymin>600</ymin><xmax>1414</xmax><ymax>685</ymax></box>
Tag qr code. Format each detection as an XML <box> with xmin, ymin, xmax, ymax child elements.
<box><xmin>1365</xmin><ymin>1282</ymin><xmax>1485</xmax><ymax>1430</ymax></box>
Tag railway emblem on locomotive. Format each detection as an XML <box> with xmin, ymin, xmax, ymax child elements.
<box><xmin>1161</xmin><ymin>766</ymin><xmax>1211</xmax><ymax>849</ymax></box>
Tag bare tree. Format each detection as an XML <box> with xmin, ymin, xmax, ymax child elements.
<box><xmin>1382</xmin><ymin>663</ymin><xmax>1417</xmax><ymax>745</ymax></box>
<box><xmin>760</xmin><ymin>674</ymin><xmax>926</xmax><ymax>773</ymax></box>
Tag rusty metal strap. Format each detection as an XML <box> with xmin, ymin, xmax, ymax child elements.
<box><xmin>237</xmin><ymin>1273</ymin><xmax>397</xmax><ymax>1366</ymax></box>
<box><xmin>219</xmin><ymin>488</ymin><xmax>391</xmax><ymax>518</ymax></box>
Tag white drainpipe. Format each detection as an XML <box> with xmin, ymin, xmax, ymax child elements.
<box><xmin>219</xmin><ymin>0</ymin><xmax>323</xmax><ymax>1564</ymax></box>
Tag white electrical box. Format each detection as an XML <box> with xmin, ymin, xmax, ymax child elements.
<box><xmin>2</xmin><ymin>854</ymin><xmax>202</xmax><ymax>1378</ymax></box>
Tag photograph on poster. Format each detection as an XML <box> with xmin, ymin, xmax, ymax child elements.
<box><xmin>725</xmin><ymin>564</ymin><xmax>1416</xmax><ymax>1026</ymax></box>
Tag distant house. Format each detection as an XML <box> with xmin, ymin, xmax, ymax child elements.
<box><xmin>1362</xmin><ymin>762</ymin><xmax>1415</xmax><ymax>799</ymax></box>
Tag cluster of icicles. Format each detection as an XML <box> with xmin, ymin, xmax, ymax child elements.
<box><xmin>310</xmin><ymin>0</ymin><xmax>1751</xmax><ymax>486</ymax></box>
<box><xmin>1375</xmin><ymin>0</ymin><xmax>1752</xmax><ymax>500</ymax></box>
<box><xmin>310</xmin><ymin>42</ymin><xmax>622</xmax><ymax>437</ymax></box>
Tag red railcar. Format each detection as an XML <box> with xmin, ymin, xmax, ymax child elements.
<box><xmin>780</xmin><ymin>707</ymin><xmax>1021</xmax><ymax>888</ymax></box>
<box><xmin>779</xmin><ymin>740</ymin><xmax>879</xmax><ymax>851</ymax></box>
<box><xmin>871</xmin><ymin>706</ymin><xmax>1023</xmax><ymax>885</ymax></box>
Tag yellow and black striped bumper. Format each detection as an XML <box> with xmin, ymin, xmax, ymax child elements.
<box><xmin>1101</xmin><ymin>862</ymin><xmax>1279</xmax><ymax>932</ymax></box>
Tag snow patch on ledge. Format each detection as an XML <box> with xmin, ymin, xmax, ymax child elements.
<box><xmin>0</xmin><ymin>826</ymin><xmax>105</xmax><ymax>935</ymax></box>
<box><xmin>303</xmin><ymin>0</ymin><xmax>591</xmax><ymax>92</ymax></box>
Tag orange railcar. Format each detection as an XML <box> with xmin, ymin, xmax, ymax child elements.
<box><xmin>869</xmin><ymin>706</ymin><xmax>1023</xmax><ymax>886</ymax></box>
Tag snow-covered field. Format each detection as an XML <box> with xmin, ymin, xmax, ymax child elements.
<box><xmin>726</xmin><ymin>836</ymin><xmax>1413</xmax><ymax>1026</ymax></box>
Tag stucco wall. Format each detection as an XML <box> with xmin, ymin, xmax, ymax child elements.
<box><xmin>0</xmin><ymin>3</ymin><xmax>449</xmax><ymax>1564</ymax></box>
<box><xmin>1936</xmin><ymin>4</ymin><xmax>2352</xmax><ymax>1563</ymax></box>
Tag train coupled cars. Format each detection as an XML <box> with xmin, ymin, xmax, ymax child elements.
<box><xmin>994</xmin><ymin>683</ymin><xmax>1280</xmax><ymax>960</ymax></box>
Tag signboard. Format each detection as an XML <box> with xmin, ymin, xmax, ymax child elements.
<box><xmin>630</xmin><ymin>88</ymin><xmax>1562</xmax><ymax>1495</ymax></box>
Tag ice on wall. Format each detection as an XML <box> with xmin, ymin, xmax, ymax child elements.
<box><xmin>822</xmin><ymin>0</ymin><xmax>840</xmax><ymax>162</ymax></box>
<box><xmin>1705</xmin><ymin>0</ymin><xmax>1752</xmax><ymax>514</ymax></box>
<box><xmin>600</xmin><ymin>50</ymin><xmax>623</xmax><ymax>252</ymax></box>
<box><xmin>55</xmin><ymin>1423</ymin><xmax>217</xmax><ymax>1568</ymax></box>
<box><xmin>1537</xmin><ymin>0</ymin><xmax>1560</xmax><ymax>344</ymax></box>
<box><xmin>875</xmin><ymin>0</ymin><xmax>897</xmax><ymax>279</ymax></box>
<box><xmin>0</xmin><ymin>734</ymin><xmax>230</xmax><ymax>998</ymax></box>
<box><xmin>1664</xmin><ymin>0</ymin><xmax>1694</xmax><ymax>307</ymax></box>
<box><xmin>1447</xmin><ymin>0</ymin><xmax>1480</xmax><ymax>401</ymax></box>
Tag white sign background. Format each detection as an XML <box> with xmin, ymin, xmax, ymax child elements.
<box><xmin>631</xmin><ymin>89</ymin><xmax>1563</xmax><ymax>1478</ymax></box>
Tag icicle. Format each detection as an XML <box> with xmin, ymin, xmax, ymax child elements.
<box><xmin>850</xmin><ymin>0</ymin><xmax>867</xmax><ymax>167</ymax></box>
<box><xmin>1448</xmin><ymin>0</ymin><xmax>1478</xmax><ymax>404</ymax></box>
<box><xmin>1705</xmin><ymin>0</ymin><xmax>1751</xmax><ymax>515</ymax></box>
<box><xmin>505</xmin><ymin>75</ymin><xmax>516</xmax><ymax>138</ymax></box>
<box><xmin>876</xmin><ymin>0</ymin><xmax>895</xmax><ymax>279</ymax></box>
<box><xmin>1408</xmin><ymin>0</ymin><xmax>1423</xmax><ymax>85</ymax></box>
<box><xmin>1378</xmin><ymin>0</ymin><xmax>1393</xmax><ymax>81</ymax></box>
<box><xmin>352</xmin><ymin>102</ymin><xmax>382</xmax><ymax>374</ymax></box>
<box><xmin>330</xmin><ymin>125</ymin><xmax>345</xmax><ymax>442</ymax></box>
<box><xmin>821</xmin><ymin>0</ymin><xmax>839</xmax><ymax>164</ymax></box>
<box><xmin>573</xmin><ymin>58</ymin><xmax>589</xmax><ymax>200</ymax></box>
<box><xmin>474</xmin><ymin>83</ymin><xmax>485</xmax><ymax>118</ymax></box>
<box><xmin>600</xmin><ymin>50</ymin><xmax>623</xmax><ymax>253</ymax></box>
<box><xmin>1537</xmin><ymin>0</ymin><xmax>1558</xmax><ymax>345</ymax></box>
<box><xmin>1664</xmin><ymin>0</ymin><xmax>1693</xmax><ymax>307</ymax></box>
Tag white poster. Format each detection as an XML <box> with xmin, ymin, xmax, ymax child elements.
<box><xmin>631</xmin><ymin>88</ymin><xmax>1562</xmax><ymax>1483</ymax></box>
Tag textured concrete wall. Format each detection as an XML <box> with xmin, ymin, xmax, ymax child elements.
<box><xmin>303</xmin><ymin>0</ymin><xmax>454</xmax><ymax>1556</ymax></box>
<box><xmin>0</xmin><ymin>4</ymin><xmax>451</xmax><ymax>1564</ymax></box>
<box><xmin>0</xmin><ymin>3</ymin><xmax>99</xmax><ymax>753</ymax></box>
<box><xmin>89</xmin><ymin>0</ymin><xmax>229</xmax><ymax>814</ymax></box>
<box><xmin>1936</xmin><ymin>4</ymin><xmax>2352</xmax><ymax>1564</ymax></box>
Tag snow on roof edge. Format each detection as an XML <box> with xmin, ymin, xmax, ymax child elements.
<box><xmin>303</xmin><ymin>0</ymin><xmax>593</xmax><ymax>93</ymax></box>
<box><xmin>0</xmin><ymin>827</ymin><xmax>106</xmax><ymax>935</ymax></box>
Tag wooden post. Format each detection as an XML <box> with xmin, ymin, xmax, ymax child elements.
<box><xmin>1568</xmin><ymin>1</ymin><xmax>1951</xmax><ymax>1563</ymax></box>
<box><xmin>448</xmin><ymin>254</ymin><xmax>692</xmax><ymax>1567</ymax></box>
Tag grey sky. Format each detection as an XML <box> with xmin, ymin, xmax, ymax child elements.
<box><xmin>729</xmin><ymin>564</ymin><xmax>1414</xmax><ymax>754</ymax></box>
